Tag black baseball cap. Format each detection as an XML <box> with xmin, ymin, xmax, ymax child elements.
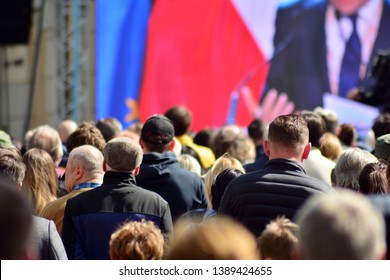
<box><xmin>141</xmin><ymin>115</ymin><xmax>175</xmax><ymax>145</ymax></box>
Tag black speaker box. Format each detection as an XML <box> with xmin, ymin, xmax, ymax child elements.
<box><xmin>0</xmin><ymin>0</ymin><xmax>32</xmax><ymax>44</ymax></box>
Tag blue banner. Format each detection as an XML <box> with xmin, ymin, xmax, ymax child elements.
<box><xmin>96</xmin><ymin>0</ymin><xmax>151</xmax><ymax>128</ymax></box>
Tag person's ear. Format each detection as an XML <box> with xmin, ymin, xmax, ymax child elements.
<box><xmin>75</xmin><ymin>165</ymin><xmax>83</xmax><ymax>180</ymax></box>
<box><xmin>103</xmin><ymin>160</ymin><xmax>107</xmax><ymax>172</ymax></box>
<box><xmin>302</xmin><ymin>142</ymin><xmax>311</xmax><ymax>161</ymax></box>
<box><xmin>264</xmin><ymin>139</ymin><xmax>271</xmax><ymax>157</ymax></box>
<box><xmin>134</xmin><ymin>166</ymin><xmax>140</xmax><ymax>176</ymax></box>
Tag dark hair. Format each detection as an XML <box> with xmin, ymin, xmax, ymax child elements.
<box><xmin>247</xmin><ymin>119</ymin><xmax>265</xmax><ymax>142</ymax></box>
<box><xmin>164</xmin><ymin>106</ymin><xmax>192</xmax><ymax>136</ymax></box>
<box><xmin>66</xmin><ymin>121</ymin><xmax>106</xmax><ymax>153</ymax></box>
<box><xmin>268</xmin><ymin>114</ymin><xmax>309</xmax><ymax>149</ymax></box>
<box><xmin>338</xmin><ymin>123</ymin><xmax>357</xmax><ymax>147</ymax></box>
<box><xmin>359</xmin><ymin>161</ymin><xmax>388</xmax><ymax>195</ymax></box>
<box><xmin>193</xmin><ymin>128</ymin><xmax>215</xmax><ymax>148</ymax></box>
<box><xmin>96</xmin><ymin>117</ymin><xmax>122</xmax><ymax>142</ymax></box>
<box><xmin>0</xmin><ymin>178</ymin><xmax>33</xmax><ymax>259</ymax></box>
<box><xmin>372</xmin><ymin>113</ymin><xmax>390</xmax><ymax>139</ymax></box>
<box><xmin>301</xmin><ymin>111</ymin><xmax>326</xmax><ymax>148</ymax></box>
<box><xmin>211</xmin><ymin>168</ymin><xmax>244</xmax><ymax>210</ymax></box>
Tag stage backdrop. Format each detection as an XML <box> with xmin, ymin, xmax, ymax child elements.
<box><xmin>96</xmin><ymin>0</ymin><xmax>278</xmax><ymax>132</ymax></box>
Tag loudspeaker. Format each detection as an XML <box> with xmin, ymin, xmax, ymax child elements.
<box><xmin>0</xmin><ymin>0</ymin><xmax>32</xmax><ymax>44</ymax></box>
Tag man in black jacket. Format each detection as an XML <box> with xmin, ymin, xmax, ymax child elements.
<box><xmin>219</xmin><ymin>114</ymin><xmax>334</xmax><ymax>237</ymax></box>
<box><xmin>62</xmin><ymin>137</ymin><xmax>172</xmax><ymax>260</ymax></box>
<box><xmin>137</xmin><ymin>115</ymin><xmax>208</xmax><ymax>221</ymax></box>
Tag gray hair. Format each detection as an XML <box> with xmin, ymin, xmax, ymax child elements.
<box><xmin>296</xmin><ymin>190</ymin><xmax>386</xmax><ymax>260</ymax></box>
<box><xmin>28</xmin><ymin>125</ymin><xmax>63</xmax><ymax>164</ymax></box>
<box><xmin>333</xmin><ymin>148</ymin><xmax>378</xmax><ymax>190</ymax></box>
<box><xmin>103</xmin><ymin>137</ymin><xmax>143</xmax><ymax>172</ymax></box>
<box><xmin>68</xmin><ymin>145</ymin><xmax>104</xmax><ymax>175</ymax></box>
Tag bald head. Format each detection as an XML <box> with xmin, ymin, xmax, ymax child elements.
<box><xmin>65</xmin><ymin>145</ymin><xmax>104</xmax><ymax>191</ymax></box>
<box><xmin>58</xmin><ymin>120</ymin><xmax>78</xmax><ymax>144</ymax></box>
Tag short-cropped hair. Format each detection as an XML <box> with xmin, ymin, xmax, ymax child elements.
<box><xmin>109</xmin><ymin>220</ymin><xmax>164</xmax><ymax>260</ymax></box>
<box><xmin>268</xmin><ymin>114</ymin><xmax>309</xmax><ymax>149</ymax></box>
<box><xmin>103</xmin><ymin>137</ymin><xmax>143</xmax><ymax>172</ymax></box>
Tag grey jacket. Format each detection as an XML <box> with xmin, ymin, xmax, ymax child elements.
<box><xmin>32</xmin><ymin>216</ymin><xmax>68</xmax><ymax>260</ymax></box>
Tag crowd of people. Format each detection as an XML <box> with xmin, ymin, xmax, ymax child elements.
<box><xmin>1</xmin><ymin>103</ymin><xmax>390</xmax><ymax>260</ymax></box>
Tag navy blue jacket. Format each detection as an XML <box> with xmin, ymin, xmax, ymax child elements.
<box><xmin>244</xmin><ymin>145</ymin><xmax>269</xmax><ymax>173</ymax></box>
<box><xmin>219</xmin><ymin>158</ymin><xmax>334</xmax><ymax>237</ymax></box>
<box><xmin>62</xmin><ymin>171</ymin><xmax>172</xmax><ymax>260</ymax></box>
<box><xmin>136</xmin><ymin>152</ymin><xmax>208</xmax><ymax>221</ymax></box>
<box><xmin>368</xmin><ymin>194</ymin><xmax>390</xmax><ymax>260</ymax></box>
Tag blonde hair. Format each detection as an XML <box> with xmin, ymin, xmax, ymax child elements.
<box><xmin>320</xmin><ymin>132</ymin><xmax>343</xmax><ymax>162</ymax></box>
<box><xmin>21</xmin><ymin>148</ymin><xmax>58</xmax><ymax>215</ymax></box>
<box><xmin>203</xmin><ymin>153</ymin><xmax>245</xmax><ymax>207</ymax></box>
<box><xmin>109</xmin><ymin>220</ymin><xmax>164</xmax><ymax>260</ymax></box>
<box><xmin>258</xmin><ymin>216</ymin><xmax>298</xmax><ymax>260</ymax></box>
<box><xmin>166</xmin><ymin>216</ymin><xmax>259</xmax><ymax>260</ymax></box>
<box><xmin>178</xmin><ymin>154</ymin><xmax>202</xmax><ymax>176</ymax></box>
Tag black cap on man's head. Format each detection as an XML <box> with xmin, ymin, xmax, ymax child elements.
<box><xmin>141</xmin><ymin>115</ymin><xmax>175</xmax><ymax>145</ymax></box>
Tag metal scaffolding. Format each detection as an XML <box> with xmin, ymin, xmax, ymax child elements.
<box><xmin>56</xmin><ymin>0</ymin><xmax>90</xmax><ymax>124</ymax></box>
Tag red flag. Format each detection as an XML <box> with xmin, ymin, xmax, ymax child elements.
<box><xmin>139</xmin><ymin>0</ymin><xmax>269</xmax><ymax>131</ymax></box>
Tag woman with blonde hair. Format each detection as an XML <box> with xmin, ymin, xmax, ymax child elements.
<box><xmin>203</xmin><ymin>153</ymin><xmax>245</xmax><ymax>207</ymax></box>
<box><xmin>21</xmin><ymin>148</ymin><xmax>58</xmax><ymax>215</ymax></box>
<box><xmin>166</xmin><ymin>216</ymin><xmax>259</xmax><ymax>260</ymax></box>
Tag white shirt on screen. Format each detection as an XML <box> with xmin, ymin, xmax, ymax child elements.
<box><xmin>325</xmin><ymin>0</ymin><xmax>383</xmax><ymax>95</ymax></box>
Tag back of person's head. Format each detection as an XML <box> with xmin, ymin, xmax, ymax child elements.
<box><xmin>334</xmin><ymin>148</ymin><xmax>378</xmax><ymax>191</ymax></box>
<box><xmin>95</xmin><ymin>117</ymin><xmax>123</xmax><ymax>142</ymax></box>
<box><xmin>22</xmin><ymin>148</ymin><xmax>58</xmax><ymax>215</ymax></box>
<box><xmin>203</xmin><ymin>153</ymin><xmax>245</xmax><ymax>206</ymax></box>
<box><xmin>57</xmin><ymin>120</ymin><xmax>78</xmax><ymax>144</ymax></box>
<box><xmin>301</xmin><ymin>111</ymin><xmax>326</xmax><ymax>148</ymax></box>
<box><xmin>181</xmin><ymin>144</ymin><xmax>202</xmax><ymax>168</ymax></box>
<box><xmin>267</xmin><ymin>114</ymin><xmax>309</xmax><ymax>157</ymax></box>
<box><xmin>296</xmin><ymin>190</ymin><xmax>386</xmax><ymax>259</ymax></box>
<box><xmin>372</xmin><ymin>113</ymin><xmax>390</xmax><ymax>139</ymax></box>
<box><xmin>0</xmin><ymin>130</ymin><xmax>14</xmax><ymax>148</ymax></box>
<box><xmin>258</xmin><ymin>216</ymin><xmax>298</xmax><ymax>260</ymax></box>
<box><xmin>314</xmin><ymin>107</ymin><xmax>339</xmax><ymax>135</ymax></box>
<box><xmin>338</xmin><ymin>123</ymin><xmax>357</xmax><ymax>147</ymax></box>
<box><xmin>320</xmin><ymin>132</ymin><xmax>343</xmax><ymax>162</ymax></box>
<box><xmin>0</xmin><ymin>178</ymin><xmax>34</xmax><ymax>259</ymax></box>
<box><xmin>193</xmin><ymin>128</ymin><xmax>216</xmax><ymax>148</ymax></box>
<box><xmin>140</xmin><ymin>115</ymin><xmax>175</xmax><ymax>153</ymax></box>
<box><xmin>164</xmin><ymin>105</ymin><xmax>192</xmax><ymax>136</ymax></box>
<box><xmin>126</xmin><ymin>122</ymin><xmax>143</xmax><ymax>136</ymax></box>
<box><xmin>109</xmin><ymin>220</ymin><xmax>164</xmax><ymax>260</ymax></box>
<box><xmin>374</xmin><ymin>133</ymin><xmax>390</xmax><ymax>161</ymax></box>
<box><xmin>28</xmin><ymin>125</ymin><xmax>63</xmax><ymax>165</ymax></box>
<box><xmin>166</xmin><ymin>216</ymin><xmax>259</xmax><ymax>259</ymax></box>
<box><xmin>65</xmin><ymin>145</ymin><xmax>104</xmax><ymax>191</ymax></box>
<box><xmin>211</xmin><ymin>168</ymin><xmax>243</xmax><ymax>211</ymax></box>
<box><xmin>247</xmin><ymin>119</ymin><xmax>266</xmax><ymax>144</ymax></box>
<box><xmin>178</xmin><ymin>154</ymin><xmax>202</xmax><ymax>176</ymax></box>
<box><xmin>103</xmin><ymin>137</ymin><xmax>143</xmax><ymax>172</ymax></box>
<box><xmin>66</xmin><ymin>121</ymin><xmax>106</xmax><ymax>153</ymax></box>
<box><xmin>0</xmin><ymin>147</ymin><xmax>26</xmax><ymax>185</ymax></box>
<box><xmin>359</xmin><ymin>161</ymin><xmax>388</xmax><ymax>195</ymax></box>
<box><xmin>212</xmin><ymin>124</ymin><xmax>249</xmax><ymax>163</ymax></box>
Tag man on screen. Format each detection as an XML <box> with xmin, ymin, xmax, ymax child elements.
<box><xmin>264</xmin><ymin>0</ymin><xmax>390</xmax><ymax>111</ymax></box>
